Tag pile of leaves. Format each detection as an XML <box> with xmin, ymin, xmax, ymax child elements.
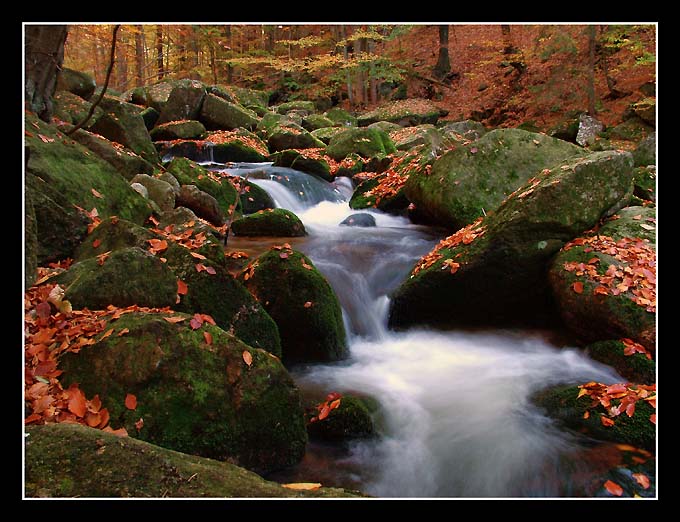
<box><xmin>147</xmin><ymin>215</ymin><xmax>227</xmax><ymax>249</ymax></box>
<box><xmin>411</xmin><ymin>217</ymin><xmax>486</xmax><ymax>277</ymax></box>
<box><xmin>308</xmin><ymin>392</ymin><xmax>343</xmax><ymax>424</ymax></box>
<box><xmin>205</xmin><ymin>130</ymin><xmax>269</xmax><ymax>157</ymax></box>
<box><xmin>577</xmin><ymin>381</ymin><xmax>656</xmax><ymax>427</ymax></box>
<box><xmin>621</xmin><ymin>338</ymin><xmax>653</xmax><ymax>360</ymax></box>
<box><xmin>561</xmin><ymin>234</ymin><xmax>656</xmax><ymax>313</ymax></box>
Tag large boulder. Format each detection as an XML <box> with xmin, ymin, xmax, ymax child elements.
<box><xmin>585</xmin><ymin>340</ymin><xmax>655</xmax><ymax>384</ymax></box>
<box><xmin>326</xmin><ymin>128</ymin><xmax>396</xmax><ymax>161</ymax></box>
<box><xmin>57</xmin><ymin>312</ymin><xmax>306</xmax><ymax>473</ymax></box>
<box><xmin>311</xmin><ymin>126</ymin><xmax>346</xmax><ymax>145</ymax></box>
<box><xmin>307</xmin><ymin>395</ymin><xmax>376</xmax><ymax>443</ymax></box>
<box><xmin>239</xmin><ymin>181</ymin><xmax>275</xmax><ymax>214</ymax></box>
<box><xmin>389</xmin><ymin>124</ymin><xmax>447</xmax><ymax>153</ymax></box>
<box><xmin>204</xmin><ymin>129</ymin><xmax>270</xmax><ymax>163</ymax></box>
<box><xmin>389</xmin><ymin>151</ymin><xmax>635</xmax><ymax>330</ymax></box>
<box><xmin>88</xmin><ymin>96</ymin><xmax>161</xmax><ymax>165</ymax></box>
<box><xmin>324</xmin><ymin>107</ymin><xmax>357</xmax><ymax>127</ymax></box>
<box><xmin>130</xmin><ymin>174</ymin><xmax>176</xmax><ymax>212</ymax></box>
<box><xmin>199</xmin><ymin>93</ymin><xmax>259</xmax><ymax>131</ymax></box>
<box><xmin>270</xmin><ymin>149</ymin><xmax>332</xmax><ymax>181</ymax></box>
<box><xmin>302</xmin><ymin>114</ymin><xmax>336</xmax><ymax>132</ymax></box>
<box><xmin>231</xmin><ymin>208</ymin><xmax>306</xmax><ymax>237</ymax></box>
<box><xmin>630</xmin><ymin>97</ymin><xmax>655</xmax><ymax>127</ymax></box>
<box><xmin>53</xmin><ymin>90</ymin><xmax>102</xmax><ymax>126</ymax></box>
<box><xmin>25</xmin><ymin>112</ymin><xmax>153</xmax><ymax>263</ymax></box>
<box><xmin>156</xmin><ymin>80</ymin><xmax>206</xmax><ymax>125</ymax></box>
<box><xmin>267</xmin><ymin>123</ymin><xmax>326</xmax><ymax>152</ymax></box>
<box><xmin>150</xmin><ymin>120</ymin><xmax>206</xmax><ymax>141</ymax></box>
<box><xmin>25</xmin><ymin>423</ymin><xmax>363</xmax><ymax>498</ymax></box>
<box><xmin>177</xmin><ymin>185</ymin><xmax>225</xmax><ymax>226</ymax></box>
<box><xmin>357</xmin><ymin>98</ymin><xmax>447</xmax><ymax>127</ymax></box>
<box><xmin>632</xmin><ymin>132</ymin><xmax>656</xmax><ymax>167</ymax></box>
<box><xmin>440</xmin><ymin>120</ymin><xmax>488</xmax><ymax>142</ymax></box>
<box><xmin>138</xmin><ymin>81</ymin><xmax>175</xmax><ymax>112</ymax></box>
<box><xmin>405</xmin><ymin>128</ymin><xmax>586</xmax><ymax>229</ymax></box>
<box><xmin>548</xmin><ymin>206</ymin><xmax>656</xmax><ymax>351</ymax></box>
<box><xmin>56</xmin><ymin>67</ymin><xmax>96</xmax><ymax>100</ymax></box>
<box><xmin>239</xmin><ymin>246</ymin><xmax>348</xmax><ymax>364</ymax></box>
<box><xmin>276</xmin><ymin>100</ymin><xmax>317</xmax><ymax>115</ymax></box>
<box><xmin>52</xmin><ymin>246</ymin><xmax>178</xmax><ymax>309</ymax></box>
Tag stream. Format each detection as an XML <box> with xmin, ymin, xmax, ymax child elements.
<box><xmin>210</xmin><ymin>161</ymin><xmax>626</xmax><ymax>498</ymax></box>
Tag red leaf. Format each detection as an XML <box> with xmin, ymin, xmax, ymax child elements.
<box><xmin>632</xmin><ymin>473</ymin><xmax>650</xmax><ymax>489</ymax></box>
<box><xmin>124</xmin><ymin>393</ymin><xmax>137</xmax><ymax>410</ymax></box>
<box><xmin>650</xmin><ymin>413</ymin><xmax>656</xmax><ymax>424</ymax></box>
<box><xmin>242</xmin><ymin>350</ymin><xmax>253</xmax><ymax>367</ymax></box>
<box><xmin>67</xmin><ymin>387</ymin><xmax>87</xmax><ymax>418</ymax></box>
<box><xmin>92</xmin><ymin>238</ymin><xmax>102</xmax><ymax>248</ymax></box>
<box><xmin>195</xmin><ymin>263</ymin><xmax>205</xmax><ymax>272</ymax></box>
<box><xmin>135</xmin><ymin>418</ymin><xmax>144</xmax><ymax>431</ymax></box>
<box><xmin>177</xmin><ymin>280</ymin><xmax>188</xmax><ymax>295</ymax></box>
<box><xmin>572</xmin><ymin>281</ymin><xmax>584</xmax><ymax>294</ymax></box>
<box><xmin>38</xmin><ymin>133</ymin><xmax>55</xmax><ymax>143</ymax></box>
<box><xmin>200</xmin><ymin>314</ymin><xmax>216</xmax><ymax>326</ymax></box>
<box><xmin>317</xmin><ymin>404</ymin><xmax>331</xmax><ymax>421</ymax></box>
<box><xmin>190</xmin><ymin>314</ymin><xmax>204</xmax><ymax>330</ymax></box>
<box><xmin>601</xmin><ymin>416</ymin><xmax>615</xmax><ymax>427</ymax></box>
<box><xmin>304</xmin><ymin>301</ymin><xmax>313</xmax><ymax>308</ymax></box>
<box><xmin>604</xmin><ymin>480</ymin><xmax>623</xmax><ymax>496</ymax></box>
<box><xmin>35</xmin><ymin>301</ymin><xmax>52</xmax><ymax>320</ymax></box>
<box><xmin>205</xmin><ymin>266</ymin><xmax>216</xmax><ymax>275</ymax></box>
<box><xmin>96</xmin><ymin>251</ymin><xmax>111</xmax><ymax>266</ymax></box>
<box><xmin>203</xmin><ymin>331</ymin><xmax>213</xmax><ymax>345</ymax></box>
<box><xmin>329</xmin><ymin>399</ymin><xmax>341</xmax><ymax>411</ymax></box>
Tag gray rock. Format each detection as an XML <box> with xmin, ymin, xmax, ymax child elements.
<box><xmin>156</xmin><ymin>79</ymin><xmax>207</xmax><ymax>125</ymax></box>
<box><xmin>159</xmin><ymin>171</ymin><xmax>181</xmax><ymax>196</ymax></box>
<box><xmin>199</xmin><ymin>93</ymin><xmax>259</xmax><ymax>131</ymax></box>
<box><xmin>340</xmin><ymin>213</ymin><xmax>377</xmax><ymax>227</ymax></box>
<box><xmin>56</xmin><ymin>68</ymin><xmax>96</xmax><ymax>100</ymax></box>
<box><xmin>131</xmin><ymin>174</ymin><xmax>175</xmax><ymax>211</ymax></box>
<box><xmin>130</xmin><ymin>182</ymin><xmax>148</xmax><ymax>199</ymax></box>
<box><xmin>177</xmin><ymin>184</ymin><xmax>225</xmax><ymax>226</ymax></box>
<box><xmin>576</xmin><ymin>113</ymin><xmax>604</xmax><ymax>147</ymax></box>
<box><xmin>632</xmin><ymin>132</ymin><xmax>656</xmax><ymax>167</ymax></box>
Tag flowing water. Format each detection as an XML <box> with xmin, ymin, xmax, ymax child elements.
<box><xmin>212</xmin><ymin>162</ymin><xmax>625</xmax><ymax>498</ymax></box>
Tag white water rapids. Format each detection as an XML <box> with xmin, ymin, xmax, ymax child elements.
<box><xmin>218</xmin><ymin>163</ymin><xmax>623</xmax><ymax>498</ymax></box>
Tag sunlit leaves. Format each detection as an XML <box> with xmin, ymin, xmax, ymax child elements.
<box><xmin>281</xmin><ymin>482</ymin><xmax>322</xmax><ymax>491</ymax></box>
<box><xmin>308</xmin><ymin>392</ymin><xmax>343</xmax><ymax>423</ymax></box>
<box><xmin>632</xmin><ymin>473</ymin><xmax>650</xmax><ymax>489</ymax></box>
<box><xmin>604</xmin><ymin>480</ymin><xmax>623</xmax><ymax>496</ymax></box>
<box><xmin>576</xmin><ymin>381</ymin><xmax>656</xmax><ymax>427</ymax></box>
<box><xmin>124</xmin><ymin>393</ymin><xmax>137</xmax><ymax>410</ymax></box>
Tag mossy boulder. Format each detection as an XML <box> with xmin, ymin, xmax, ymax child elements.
<box><xmin>25</xmin><ymin>113</ymin><xmax>153</xmax><ymax>263</ymax></box>
<box><xmin>389</xmin><ymin>151</ymin><xmax>635</xmax><ymax>330</ymax></box>
<box><xmin>632</xmin><ymin>132</ymin><xmax>655</xmax><ymax>167</ymax></box>
<box><xmin>326</xmin><ymin>128</ymin><xmax>396</xmax><ymax>161</ymax></box>
<box><xmin>367</xmin><ymin>121</ymin><xmax>403</xmax><ymax>134</ymax></box>
<box><xmin>310</xmin><ymin>126</ymin><xmax>346</xmax><ymax>145</ymax></box>
<box><xmin>267</xmin><ymin>123</ymin><xmax>326</xmax><ymax>152</ymax></box>
<box><xmin>228</xmin><ymin>86</ymin><xmax>270</xmax><ymax>111</ymax></box>
<box><xmin>604</xmin><ymin>118</ymin><xmax>653</xmax><ymax>142</ymax></box>
<box><xmin>302</xmin><ymin>114</ymin><xmax>335</xmax><ymax>132</ymax></box>
<box><xmin>134</xmin><ymin>81</ymin><xmax>175</xmax><ymax>112</ymax></box>
<box><xmin>357</xmin><ymin>98</ymin><xmax>447</xmax><ymax>127</ymax></box>
<box><xmin>532</xmin><ymin>384</ymin><xmax>655</xmax><ymax>451</ymax></box>
<box><xmin>58</xmin><ymin>312</ymin><xmax>306</xmax><ymax>473</ymax></box>
<box><xmin>231</xmin><ymin>209</ymin><xmax>306</xmax><ymax>237</ymax></box>
<box><xmin>177</xmin><ymin>185</ymin><xmax>225</xmax><ymax>226</ymax></box>
<box><xmin>164</xmin><ymin>157</ymin><xmax>239</xmax><ymax>216</ymax></box>
<box><xmin>205</xmin><ymin>129</ymin><xmax>269</xmax><ymax>163</ymax></box>
<box><xmin>632</xmin><ymin>166</ymin><xmax>656</xmax><ymax>202</ymax></box>
<box><xmin>405</xmin><ymin>128</ymin><xmax>586</xmax><ymax>229</ymax></box>
<box><xmin>340</xmin><ymin>213</ymin><xmax>377</xmax><ymax>227</ymax></box>
<box><xmin>53</xmin><ymin>246</ymin><xmax>178</xmax><ymax>309</ymax></box>
<box><xmin>324</xmin><ymin>107</ymin><xmax>357</xmax><ymax>127</ymax></box>
<box><xmin>25</xmin><ymin>423</ymin><xmax>364</xmax><ymax>498</ymax></box>
<box><xmin>56</xmin><ymin>68</ymin><xmax>96</xmax><ymax>99</ymax></box>
<box><xmin>256</xmin><ymin>112</ymin><xmax>285</xmax><ymax>138</ymax></box>
<box><xmin>270</xmin><ymin>149</ymin><xmax>332</xmax><ymax>181</ymax></box>
<box><xmin>239</xmin><ymin>247</ymin><xmax>348</xmax><ymax>364</ymax></box>
<box><xmin>53</xmin><ymin>90</ymin><xmax>102</xmax><ymax>126</ymax></box>
<box><xmin>156</xmin><ymin>80</ymin><xmax>206</xmax><ymax>125</ymax></box>
<box><xmin>240</xmin><ymin>181</ymin><xmax>275</xmax><ymax>214</ymax></box>
<box><xmin>630</xmin><ymin>97</ymin><xmax>655</xmax><ymax>126</ymax></box>
<box><xmin>307</xmin><ymin>396</ymin><xmax>376</xmax><ymax>443</ymax></box>
<box><xmin>548</xmin><ymin>207</ymin><xmax>655</xmax><ymax>351</ymax></box>
<box><xmin>140</xmin><ymin>106</ymin><xmax>160</xmax><ymax>130</ymax></box>
<box><xmin>276</xmin><ymin>100</ymin><xmax>317</xmax><ymax>115</ymax></box>
<box><xmin>130</xmin><ymin>174</ymin><xmax>176</xmax><ymax>212</ymax></box>
<box><xmin>585</xmin><ymin>340</ymin><xmax>655</xmax><ymax>384</ymax></box>
<box><xmin>63</xmin><ymin>126</ymin><xmax>156</xmax><ymax>181</ymax></box>
<box><xmin>88</xmin><ymin>96</ymin><xmax>161</xmax><ymax>165</ymax></box>
<box><xmin>440</xmin><ymin>120</ymin><xmax>488</xmax><ymax>142</ymax></box>
<box><xmin>150</xmin><ymin>120</ymin><xmax>206</xmax><ymax>141</ymax></box>
<box><xmin>389</xmin><ymin>124</ymin><xmax>447</xmax><ymax>153</ymax></box>
<box><xmin>199</xmin><ymin>93</ymin><xmax>260</xmax><ymax>131</ymax></box>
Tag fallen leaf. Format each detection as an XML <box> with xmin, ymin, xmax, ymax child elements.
<box><xmin>200</xmin><ymin>314</ymin><xmax>216</xmax><ymax>326</ymax></box>
<box><xmin>205</xmin><ymin>265</ymin><xmax>217</xmax><ymax>275</ymax></box>
<box><xmin>304</xmin><ymin>301</ymin><xmax>313</xmax><ymax>308</ymax></box>
<box><xmin>96</xmin><ymin>251</ymin><xmax>111</xmax><ymax>266</ymax></box>
<box><xmin>85</xmin><ymin>412</ymin><xmax>102</xmax><ymax>427</ymax></box>
<box><xmin>117</xmin><ymin>328</ymin><xmax>130</xmax><ymax>337</ymax></box>
<box><xmin>91</xmin><ymin>188</ymin><xmax>104</xmax><ymax>199</ymax></box>
<box><xmin>135</xmin><ymin>418</ymin><xmax>144</xmax><ymax>431</ymax></box>
<box><xmin>604</xmin><ymin>480</ymin><xmax>623</xmax><ymax>497</ymax></box>
<box><xmin>318</xmin><ymin>404</ymin><xmax>331</xmax><ymax>421</ymax></box>
<box><xmin>190</xmin><ymin>314</ymin><xmax>204</xmax><ymax>330</ymax></box>
<box><xmin>281</xmin><ymin>483</ymin><xmax>322</xmax><ymax>491</ymax></box>
<box><xmin>650</xmin><ymin>413</ymin><xmax>656</xmax><ymax>424</ymax></box>
<box><xmin>35</xmin><ymin>301</ymin><xmax>51</xmax><ymax>320</ymax></box>
<box><xmin>100</xmin><ymin>328</ymin><xmax>115</xmax><ymax>340</ymax></box>
<box><xmin>203</xmin><ymin>331</ymin><xmax>213</xmax><ymax>345</ymax></box>
<box><xmin>38</xmin><ymin>133</ymin><xmax>55</xmax><ymax>143</ymax></box>
<box><xmin>329</xmin><ymin>399</ymin><xmax>341</xmax><ymax>410</ymax></box>
<box><xmin>572</xmin><ymin>281</ymin><xmax>584</xmax><ymax>294</ymax></box>
<box><xmin>632</xmin><ymin>473</ymin><xmax>650</xmax><ymax>489</ymax></box>
<box><xmin>280</xmin><ymin>252</ymin><xmax>289</xmax><ymax>259</ymax></box>
<box><xmin>190</xmin><ymin>252</ymin><xmax>207</xmax><ymax>260</ymax></box>
<box><xmin>163</xmin><ymin>315</ymin><xmax>186</xmax><ymax>324</ymax></box>
<box><xmin>92</xmin><ymin>238</ymin><xmax>102</xmax><ymax>248</ymax></box>
<box><xmin>124</xmin><ymin>393</ymin><xmax>137</xmax><ymax>410</ymax></box>
<box><xmin>67</xmin><ymin>387</ymin><xmax>87</xmax><ymax>417</ymax></box>
<box><xmin>24</xmin><ymin>413</ymin><xmax>42</xmax><ymax>424</ymax></box>
<box><xmin>242</xmin><ymin>350</ymin><xmax>253</xmax><ymax>367</ymax></box>
<box><xmin>601</xmin><ymin>416</ymin><xmax>615</xmax><ymax>427</ymax></box>
<box><xmin>177</xmin><ymin>280</ymin><xmax>188</xmax><ymax>295</ymax></box>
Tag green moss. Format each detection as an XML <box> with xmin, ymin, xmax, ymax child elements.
<box><xmin>585</xmin><ymin>340</ymin><xmax>655</xmax><ymax>384</ymax></box>
<box><xmin>240</xmin><ymin>181</ymin><xmax>275</xmax><ymax>214</ymax></box>
<box><xmin>267</xmin><ymin>123</ymin><xmax>326</xmax><ymax>152</ymax></box>
<box><xmin>276</xmin><ymin>100</ymin><xmax>317</xmax><ymax>114</ymax></box>
<box><xmin>311</xmin><ymin>126</ymin><xmax>346</xmax><ymax>144</ymax></box>
<box><xmin>150</xmin><ymin>120</ymin><xmax>206</xmax><ymax>141</ymax></box>
<box><xmin>53</xmin><ymin>90</ymin><xmax>102</xmax><ymax>126</ymax></box>
<box><xmin>239</xmin><ymin>249</ymin><xmax>347</xmax><ymax>364</ymax></box>
<box><xmin>326</xmin><ymin>128</ymin><xmax>396</xmax><ymax>161</ymax></box>
<box><xmin>632</xmin><ymin>166</ymin><xmax>656</xmax><ymax>202</ymax></box>
<box><xmin>25</xmin><ymin>423</ymin><xmax>365</xmax><ymax>498</ymax></box>
<box><xmin>324</xmin><ymin>107</ymin><xmax>357</xmax><ymax>127</ymax></box>
<box><xmin>598</xmin><ymin>206</ymin><xmax>656</xmax><ymax>243</ymax></box>
<box><xmin>231</xmin><ymin>208</ymin><xmax>307</xmax><ymax>237</ymax></box>
<box><xmin>58</xmin><ymin>312</ymin><xmax>303</xmax><ymax>473</ymax></box>
<box><xmin>357</xmin><ymin>98</ymin><xmax>445</xmax><ymax>127</ymax></box>
<box><xmin>270</xmin><ymin>150</ymin><xmax>331</xmax><ymax>181</ymax></box>
<box><xmin>532</xmin><ymin>384</ymin><xmax>655</xmax><ymax>451</ymax></box>
<box><xmin>307</xmin><ymin>396</ymin><xmax>376</xmax><ymax>443</ymax></box>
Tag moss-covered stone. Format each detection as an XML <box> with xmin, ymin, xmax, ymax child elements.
<box><xmin>357</xmin><ymin>98</ymin><xmax>447</xmax><ymax>127</ymax></box>
<box><xmin>302</xmin><ymin>114</ymin><xmax>335</xmax><ymax>132</ymax></box>
<box><xmin>439</xmin><ymin>120</ymin><xmax>488</xmax><ymax>142</ymax></box>
<box><xmin>240</xmin><ymin>181</ymin><xmax>275</xmax><ymax>214</ymax></box>
<box><xmin>598</xmin><ymin>206</ymin><xmax>656</xmax><ymax>242</ymax></box>
<box><xmin>53</xmin><ymin>247</ymin><xmax>178</xmax><ymax>309</ymax></box>
<box><xmin>130</xmin><ymin>174</ymin><xmax>176</xmax><ymax>212</ymax></box>
<box><xmin>632</xmin><ymin>166</ymin><xmax>656</xmax><ymax>202</ymax></box>
<box><xmin>57</xmin><ymin>312</ymin><xmax>305</xmax><ymax>473</ymax></box>
<box><xmin>164</xmin><ymin>157</ymin><xmax>239</xmax><ymax>216</ymax></box>
<box><xmin>270</xmin><ymin>149</ymin><xmax>332</xmax><ymax>181</ymax></box>
<box><xmin>156</xmin><ymin>80</ymin><xmax>206</xmax><ymax>125</ymax></box>
<box><xmin>632</xmin><ymin>132</ymin><xmax>655</xmax><ymax>167</ymax></box>
<box><xmin>604</xmin><ymin>118</ymin><xmax>654</xmax><ymax>142</ymax></box>
<box><xmin>177</xmin><ymin>185</ymin><xmax>225</xmax><ymax>226</ymax></box>
<box><xmin>310</xmin><ymin>126</ymin><xmax>346</xmax><ymax>144</ymax></box>
<box><xmin>585</xmin><ymin>340</ymin><xmax>655</xmax><ymax>384</ymax></box>
<box><xmin>532</xmin><ymin>384</ymin><xmax>655</xmax><ymax>451</ymax></box>
<box><xmin>267</xmin><ymin>123</ymin><xmax>326</xmax><ymax>152</ymax></box>
<box><xmin>405</xmin><ymin>128</ymin><xmax>586</xmax><ymax>229</ymax></box>
<box><xmin>389</xmin><ymin>124</ymin><xmax>447</xmax><ymax>153</ymax></box>
<box><xmin>25</xmin><ymin>423</ymin><xmax>365</xmax><ymax>498</ymax></box>
<box><xmin>228</xmin><ymin>86</ymin><xmax>270</xmax><ymax>111</ymax></box>
<box><xmin>389</xmin><ymin>151</ymin><xmax>635</xmax><ymax>330</ymax></box>
<box><xmin>206</xmin><ymin>129</ymin><xmax>269</xmax><ymax>163</ymax></box>
<box><xmin>231</xmin><ymin>209</ymin><xmax>306</xmax><ymax>237</ymax></box>
<box><xmin>56</xmin><ymin>67</ymin><xmax>96</xmax><ymax>100</ymax></box>
<box><xmin>239</xmin><ymin>248</ymin><xmax>347</xmax><ymax>364</ymax></box>
<box><xmin>324</xmin><ymin>107</ymin><xmax>357</xmax><ymax>127</ymax></box>
<box><xmin>276</xmin><ymin>100</ymin><xmax>316</xmax><ymax>115</ymax></box>
<box><xmin>135</xmin><ymin>81</ymin><xmax>175</xmax><ymax>112</ymax></box>
<box><xmin>256</xmin><ymin>111</ymin><xmax>285</xmax><ymax>138</ymax></box>
<box><xmin>307</xmin><ymin>396</ymin><xmax>376</xmax><ymax>443</ymax></box>
<box><xmin>199</xmin><ymin>93</ymin><xmax>259</xmax><ymax>131</ymax></box>
<box><xmin>150</xmin><ymin>120</ymin><xmax>207</xmax><ymax>141</ymax></box>
<box><xmin>140</xmin><ymin>106</ymin><xmax>160</xmax><ymax>130</ymax></box>
<box><xmin>367</xmin><ymin>121</ymin><xmax>403</xmax><ymax>134</ymax></box>
<box><xmin>630</xmin><ymin>97</ymin><xmax>655</xmax><ymax>126</ymax></box>
<box><xmin>53</xmin><ymin>90</ymin><xmax>102</xmax><ymax>126</ymax></box>
<box><xmin>326</xmin><ymin>128</ymin><xmax>396</xmax><ymax>161</ymax></box>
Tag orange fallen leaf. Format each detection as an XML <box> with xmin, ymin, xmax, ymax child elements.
<box><xmin>281</xmin><ymin>483</ymin><xmax>322</xmax><ymax>491</ymax></box>
<box><xmin>632</xmin><ymin>473</ymin><xmax>650</xmax><ymax>489</ymax></box>
<box><xmin>85</xmin><ymin>412</ymin><xmax>102</xmax><ymax>427</ymax></box>
<box><xmin>601</xmin><ymin>416</ymin><xmax>615</xmax><ymax>427</ymax></box>
<box><xmin>124</xmin><ymin>393</ymin><xmax>137</xmax><ymax>410</ymax></box>
<box><xmin>604</xmin><ymin>480</ymin><xmax>623</xmax><ymax>496</ymax></box>
<box><xmin>318</xmin><ymin>404</ymin><xmax>331</xmax><ymax>421</ymax></box>
<box><xmin>190</xmin><ymin>252</ymin><xmax>207</xmax><ymax>260</ymax></box>
<box><xmin>190</xmin><ymin>314</ymin><xmax>204</xmax><ymax>330</ymax></box>
<box><xmin>200</xmin><ymin>314</ymin><xmax>216</xmax><ymax>326</ymax></box>
<box><xmin>203</xmin><ymin>331</ymin><xmax>213</xmax><ymax>345</ymax></box>
<box><xmin>67</xmin><ymin>387</ymin><xmax>87</xmax><ymax>418</ymax></box>
<box><xmin>117</xmin><ymin>328</ymin><xmax>130</xmax><ymax>337</ymax></box>
<box><xmin>100</xmin><ymin>328</ymin><xmax>115</xmax><ymax>340</ymax></box>
<box><xmin>96</xmin><ymin>251</ymin><xmax>111</xmax><ymax>266</ymax></box>
<box><xmin>177</xmin><ymin>280</ymin><xmax>188</xmax><ymax>295</ymax></box>
<box><xmin>92</xmin><ymin>238</ymin><xmax>102</xmax><ymax>248</ymax></box>
<box><xmin>329</xmin><ymin>399</ymin><xmax>341</xmax><ymax>410</ymax></box>
<box><xmin>91</xmin><ymin>188</ymin><xmax>104</xmax><ymax>199</ymax></box>
<box><xmin>304</xmin><ymin>301</ymin><xmax>313</xmax><ymax>308</ymax></box>
<box><xmin>650</xmin><ymin>414</ymin><xmax>656</xmax><ymax>424</ymax></box>
<box><xmin>24</xmin><ymin>413</ymin><xmax>42</xmax><ymax>424</ymax></box>
<box><xmin>572</xmin><ymin>281</ymin><xmax>584</xmax><ymax>294</ymax></box>
<box><xmin>163</xmin><ymin>316</ymin><xmax>186</xmax><ymax>324</ymax></box>
<box><xmin>38</xmin><ymin>133</ymin><xmax>55</xmax><ymax>143</ymax></box>
<box><xmin>242</xmin><ymin>350</ymin><xmax>253</xmax><ymax>367</ymax></box>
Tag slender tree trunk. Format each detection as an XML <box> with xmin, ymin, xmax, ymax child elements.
<box><xmin>586</xmin><ymin>25</ymin><xmax>597</xmax><ymax>115</ymax></box>
<box><xmin>368</xmin><ymin>39</ymin><xmax>378</xmax><ymax>104</ymax></box>
<box><xmin>339</xmin><ymin>25</ymin><xmax>353</xmax><ymax>106</ymax></box>
<box><xmin>156</xmin><ymin>25</ymin><xmax>165</xmax><ymax>79</ymax></box>
<box><xmin>501</xmin><ymin>24</ymin><xmax>516</xmax><ymax>54</ymax></box>
<box><xmin>134</xmin><ymin>25</ymin><xmax>145</xmax><ymax>87</ymax></box>
<box><xmin>433</xmin><ymin>25</ymin><xmax>451</xmax><ymax>79</ymax></box>
<box><xmin>25</xmin><ymin>24</ymin><xmax>68</xmax><ymax>122</ymax></box>
<box><xmin>115</xmin><ymin>27</ymin><xmax>128</xmax><ymax>90</ymax></box>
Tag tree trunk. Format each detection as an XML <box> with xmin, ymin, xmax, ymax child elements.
<box><xmin>156</xmin><ymin>26</ymin><xmax>165</xmax><ymax>80</ymax></box>
<box><xmin>501</xmin><ymin>24</ymin><xmax>517</xmax><ymax>54</ymax></box>
<box><xmin>115</xmin><ymin>28</ymin><xmax>128</xmax><ymax>90</ymax></box>
<box><xmin>368</xmin><ymin>39</ymin><xmax>378</xmax><ymax>104</ymax></box>
<box><xmin>25</xmin><ymin>24</ymin><xmax>68</xmax><ymax>122</ymax></box>
<box><xmin>433</xmin><ymin>25</ymin><xmax>451</xmax><ymax>79</ymax></box>
<box><xmin>134</xmin><ymin>25</ymin><xmax>145</xmax><ymax>87</ymax></box>
<box><xmin>586</xmin><ymin>25</ymin><xmax>597</xmax><ymax>116</ymax></box>
<box><xmin>340</xmin><ymin>25</ymin><xmax>353</xmax><ymax>106</ymax></box>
